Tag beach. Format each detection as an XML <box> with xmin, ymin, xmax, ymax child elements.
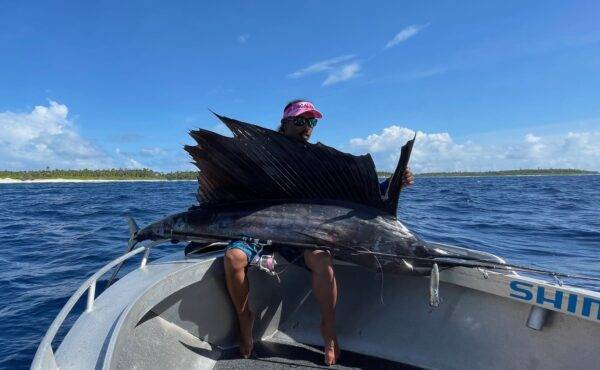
<box><xmin>0</xmin><ymin>178</ymin><xmax>195</xmax><ymax>184</ymax></box>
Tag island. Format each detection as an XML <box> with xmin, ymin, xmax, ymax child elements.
<box><xmin>0</xmin><ymin>169</ymin><xmax>197</xmax><ymax>181</ymax></box>
<box><xmin>395</xmin><ymin>169</ymin><xmax>598</xmax><ymax>177</ymax></box>
<box><xmin>1</xmin><ymin>168</ymin><xmax>597</xmax><ymax>182</ymax></box>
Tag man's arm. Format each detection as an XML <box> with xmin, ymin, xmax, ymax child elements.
<box><xmin>379</xmin><ymin>168</ymin><xmax>414</xmax><ymax>196</ymax></box>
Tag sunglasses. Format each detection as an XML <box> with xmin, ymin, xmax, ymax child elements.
<box><xmin>288</xmin><ymin>116</ymin><xmax>318</xmax><ymax>128</ymax></box>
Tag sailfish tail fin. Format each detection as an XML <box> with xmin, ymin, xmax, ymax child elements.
<box><xmin>383</xmin><ymin>134</ymin><xmax>416</xmax><ymax>215</ymax></box>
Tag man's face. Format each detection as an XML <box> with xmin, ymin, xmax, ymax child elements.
<box><xmin>282</xmin><ymin>113</ymin><xmax>316</xmax><ymax>142</ymax></box>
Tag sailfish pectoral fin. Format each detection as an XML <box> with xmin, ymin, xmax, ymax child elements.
<box><xmin>127</xmin><ymin>216</ymin><xmax>139</xmax><ymax>239</ymax></box>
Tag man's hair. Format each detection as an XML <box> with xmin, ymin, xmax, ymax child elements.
<box><xmin>278</xmin><ymin>98</ymin><xmax>307</xmax><ymax>133</ymax></box>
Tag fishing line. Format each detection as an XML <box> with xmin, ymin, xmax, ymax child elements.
<box><xmin>334</xmin><ymin>247</ymin><xmax>600</xmax><ymax>282</ymax></box>
<box><xmin>167</xmin><ymin>230</ymin><xmax>600</xmax><ymax>283</ymax></box>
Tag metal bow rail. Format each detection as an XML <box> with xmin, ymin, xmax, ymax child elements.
<box><xmin>31</xmin><ymin>239</ymin><xmax>168</xmax><ymax>370</ymax></box>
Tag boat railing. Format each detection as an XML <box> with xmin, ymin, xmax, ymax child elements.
<box><xmin>31</xmin><ymin>239</ymin><xmax>168</xmax><ymax>370</ymax></box>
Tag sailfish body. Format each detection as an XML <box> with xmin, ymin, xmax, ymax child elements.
<box><xmin>135</xmin><ymin>113</ymin><xmax>436</xmax><ymax>275</ymax></box>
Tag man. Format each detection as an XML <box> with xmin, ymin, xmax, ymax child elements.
<box><xmin>223</xmin><ymin>100</ymin><xmax>414</xmax><ymax>365</ymax></box>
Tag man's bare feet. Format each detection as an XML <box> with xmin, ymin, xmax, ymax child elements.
<box><xmin>238</xmin><ymin>310</ymin><xmax>254</xmax><ymax>358</ymax></box>
<box><xmin>321</xmin><ymin>321</ymin><xmax>340</xmax><ymax>365</ymax></box>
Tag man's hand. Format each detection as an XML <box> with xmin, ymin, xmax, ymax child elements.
<box><xmin>401</xmin><ymin>168</ymin><xmax>414</xmax><ymax>188</ymax></box>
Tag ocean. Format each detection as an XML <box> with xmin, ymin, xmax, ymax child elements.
<box><xmin>1</xmin><ymin>176</ymin><xmax>599</xmax><ymax>369</ymax></box>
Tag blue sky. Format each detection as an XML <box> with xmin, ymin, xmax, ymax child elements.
<box><xmin>1</xmin><ymin>1</ymin><xmax>600</xmax><ymax>172</ymax></box>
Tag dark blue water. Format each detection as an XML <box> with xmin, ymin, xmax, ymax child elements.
<box><xmin>1</xmin><ymin>176</ymin><xmax>599</xmax><ymax>369</ymax></box>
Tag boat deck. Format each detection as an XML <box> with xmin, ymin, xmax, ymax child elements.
<box><xmin>119</xmin><ymin>300</ymin><xmax>415</xmax><ymax>370</ymax></box>
<box><xmin>214</xmin><ymin>340</ymin><xmax>418</xmax><ymax>370</ymax></box>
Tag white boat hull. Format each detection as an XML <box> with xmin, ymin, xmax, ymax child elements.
<box><xmin>33</xmin><ymin>248</ymin><xmax>600</xmax><ymax>369</ymax></box>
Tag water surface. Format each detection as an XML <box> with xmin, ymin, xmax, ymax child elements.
<box><xmin>0</xmin><ymin>176</ymin><xmax>598</xmax><ymax>369</ymax></box>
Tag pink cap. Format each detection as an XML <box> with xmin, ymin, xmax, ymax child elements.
<box><xmin>283</xmin><ymin>101</ymin><xmax>323</xmax><ymax>119</ymax></box>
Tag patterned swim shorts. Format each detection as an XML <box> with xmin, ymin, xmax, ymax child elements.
<box><xmin>226</xmin><ymin>240</ymin><xmax>306</xmax><ymax>268</ymax></box>
<box><xmin>226</xmin><ymin>240</ymin><xmax>261</xmax><ymax>263</ymax></box>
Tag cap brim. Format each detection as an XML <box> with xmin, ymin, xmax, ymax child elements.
<box><xmin>299</xmin><ymin>109</ymin><xmax>323</xmax><ymax>119</ymax></box>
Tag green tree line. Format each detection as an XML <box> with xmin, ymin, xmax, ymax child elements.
<box><xmin>415</xmin><ymin>168</ymin><xmax>598</xmax><ymax>177</ymax></box>
<box><xmin>0</xmin><ymin>169</ymin><xmax>198</xmax><ymax>180</ymax></box>
<box><xmin>1</xmin><ymin>168</ymin><xmax>596</xmax><ymax>181</ymax></box>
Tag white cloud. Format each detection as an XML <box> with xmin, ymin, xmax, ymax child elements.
<box><xmin>140</xmin><ymin>152</ymin><xmax>195</xmax><ymax>173</ymax></box>
<box><xmin>140</xmin><ymin>147</ymin><xmax>167</xmax><ymax>156</ymax></box>
<box><xmin>288</xmin><ymin>55</ymin><xmax>355</xmax><ymax>78</ymax></box>
<box><xmin>288</xmin><ymin>55</ymin><xmax>360</xmax><ymax>86</ymax></box>
<box><xmin>0</xmin><ymin>101</ymin><xmax>113</xmax><ymax>170</ymax></box>
<box><xmin>124</xmin><ymin>158</ymin><xmax>144</xmax><ymax>169</ymax></box>
<box><xmin>349</xmin><ymin>126</ymin><xmax>600</xmax><ymax>172</ymax></box>
<box><xmin>115</xmin><ymin>148</ymin><xmax>148</xmax><ymax>169</ymax></box>
<box><xmin>350</xmin><ymin>126</ymin><xmax>415</xmax><ymax>153</ymax></box>
<box><xmin>385</xmin><ymin>24</ymin><xmax>428</xmax><ymax>49</ymax></box>
<box><xmin>562</xmin><ymin>132</ymin><xmax>600</xmax><ymax>158</ymax></box>
<box><xmin>237</xmin><ymin>34</ymin><xmax>250</xmax><ymax>44</ymax></box>
<box><xmin>322</xmin><ymin>62</ymin><xmax>361</xmax><ymax>86</ymax></box>
<box><xmin>524</xmin><ymin>133</ymin><xmax>545</xmax><ymax>158</ymax></box>
<box><xmin>524</xmin><ymin>133</ymin><xmax>541</xmax><ymax>143</ymax></box>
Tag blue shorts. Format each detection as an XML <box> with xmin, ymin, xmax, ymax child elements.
<box><xmin>226</xmin><ymin>240</ymin><xmax>261</xmax><ymax>263</ymax></box>
<box><xmin>226</xmin><ymin>240</ymin><xmax>306</xmax><ymax>268</ymax></box>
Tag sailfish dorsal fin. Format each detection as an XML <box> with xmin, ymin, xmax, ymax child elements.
<box><xmin>184</xmin><ymin>113</ymin><xmax>412</xmax><ymax>215</ymax></box>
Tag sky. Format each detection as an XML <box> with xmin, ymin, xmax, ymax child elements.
<box><xmin>1</xmin><ymin>1</ymin><xmax>600</xmax><ymax>173</ymax></box>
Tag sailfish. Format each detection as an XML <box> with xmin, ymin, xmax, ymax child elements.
<box><xmin>131</xmin><ymin>113</ymin><xmax>440</xmax><ymax>275</ymax></box>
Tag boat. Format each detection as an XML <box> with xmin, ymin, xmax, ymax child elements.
<box><xmin>32</xmin><ymin>114</ymin><xmax>600</xmax><ymax>369</ymax></box>
<box><xmin>31</xmin><ymin>236</ymin><xmax>600</xmax><ymax>369</ymax></box>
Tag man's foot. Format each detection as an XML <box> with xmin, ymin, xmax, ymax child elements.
<box><xmin>238</xmin><ymin>310</ymin><xmax>255</xmax><ymax>358</ymax></box>
<box><xmin>320</xmin><ymin>322</ymin><xmax>340</xmax><ymax>366</ymax></box>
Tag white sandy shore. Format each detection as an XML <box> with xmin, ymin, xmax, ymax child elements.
<box><xmin>0</xmin><ymin>178</ymin><xmax>195</xmax><ymax>184</ymax></box>
<box><xmin>2</xmin><ymin>174</ymin><xmax>596</xmax><ymax>184</ymax></box>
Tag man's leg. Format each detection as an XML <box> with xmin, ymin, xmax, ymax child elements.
<box><xmin>304</xmin><ymin>249</ymin><xmax>340</xmax><ymax>365</ymax></box>
<box><xmin>224</xmin><ymin>248</ymin><xmax>254</xmax><ymax>358</ymax></box>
